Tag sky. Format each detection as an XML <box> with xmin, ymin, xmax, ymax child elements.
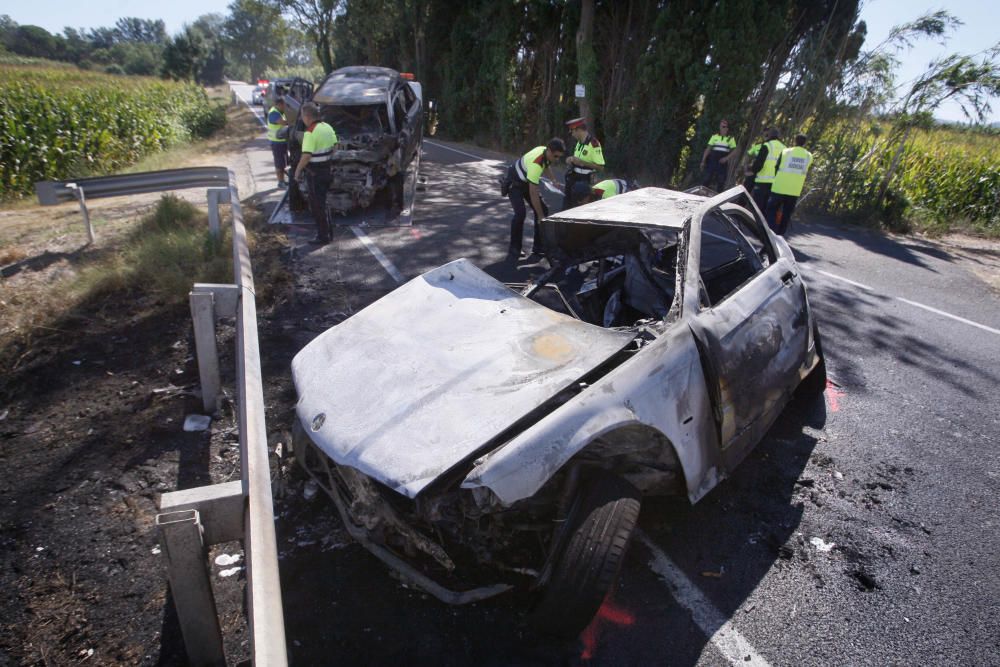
<box><xmin>858</xmin><ymin>0</ymin><xmax>999</xmax><ymax>123</ymax></box>
<box><xmin>3</xmin><ymin>0</ymin><xmax>997</xmax><ymax>123</ymax></box>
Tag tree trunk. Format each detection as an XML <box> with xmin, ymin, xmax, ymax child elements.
<box><xmin>576</xmin><ymin>0</ymin><xmax>596</xmax><ymax>126</ymax></box>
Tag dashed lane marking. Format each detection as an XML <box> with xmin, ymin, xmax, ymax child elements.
<box><xmin>350</xmin><ymin>226</ymin><xmax>406</xmax><ymax>284</ymax></box>
<box><xmin>637</xmin><ymin>530</ymin><xmax>773</xmax><ymax>666</ymax></box>
<box><xmin>810</xmin><ymin>268</ymin><xmax>1000</xmax><ymax>337</ymax></box>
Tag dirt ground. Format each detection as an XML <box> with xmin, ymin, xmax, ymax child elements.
<box><xmin>0</xmin><ymin>104</ymin><xmax>282</xmax><ymax>666</ymax></box>
<box><xmin>2</xmin><ymin>111</ymin><xmax>999</xmax><ymax>665</ymax></box>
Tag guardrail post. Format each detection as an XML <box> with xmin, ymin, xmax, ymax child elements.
<box><xmin>68</xmin><ymin>184</ymin><xmax>95</xmax><ymax>244</ymax></box>
<box><xmin>156</xmin><ymin>510</ymin><xmax>225</xmax><ymax>666</ymax></box>
<box><xmin>190</xmin><ymin>290</ymin><xmax>221</xmax><ymax>414</ymax></box>
<box><xmin>190</xmin><ymin>284</ymin><xmax>239</xmax><ymax>414</ymax></box>
<box><xmin>207</xmin><ymin>189</ymin><xmax>231</xmax><ymax>239</ymax></box>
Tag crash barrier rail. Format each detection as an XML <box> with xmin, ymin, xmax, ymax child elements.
<box><xmin>36</xmin><ymin>168</ymin><xmax>287</xmax><ymax>666</ymax></box>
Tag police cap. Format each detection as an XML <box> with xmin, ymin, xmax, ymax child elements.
<box><xmin>565</xmin><ymin>117</ymin><xmax>587</xmax><ymax>130</ymax></box>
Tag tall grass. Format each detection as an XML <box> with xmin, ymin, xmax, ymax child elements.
<box><xmin>806</xmin><ymin>121</ymin><xmax>1000</xmax><ymax>235</ymax></box>
<box><xmin>74</xmin><ymin>195</ymin><xmax>232</xmax><ymax>302</ymax></box>
<box><xmin>0</xmin><ymin>64</ymin><xmax>226</xmax><ymax>200</ymax></box>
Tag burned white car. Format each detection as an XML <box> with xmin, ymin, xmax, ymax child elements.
<box><xmin>291</xmin><ymin>186</ymin><xmax>826</xmax><ymax>637</ymax></box>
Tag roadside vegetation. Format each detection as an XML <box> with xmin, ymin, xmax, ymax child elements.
<box><xmin>808</xmin><ymin>122</ymin><xmax>1000</xmax><ymax>235</ymax></box>
<box><xmin>0</xmin><ymin>195</ymin><xmax>232</xmax><ymax>368</ymax></box>
<box><xmin>0</xmin><ymin>64</ymin><xmax>225</xmax><ymax>199</ymax></box>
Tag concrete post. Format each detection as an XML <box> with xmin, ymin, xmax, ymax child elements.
<box><xmin>190</xmin><ymin>290</ymin><xmax>221</xmax><ymax>414</ymax></box>
<box><xmin>155</xmin><ymin>510</ymin><xmax>225</xmax><ymax>666</ymax></box>
<box><xmin>207</xmin><ymin>188</ymin><xmax>230</xmax><ymax>239</ymax></box>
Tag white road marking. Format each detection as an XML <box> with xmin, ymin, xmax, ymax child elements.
<box><xmin>425</xmin><ymin>139</ymin><xmax>564</xmax><ymax>195</ymax></box>
<box><xmin>350</xmin><ymin>226</ymin><xmax>406</xmax><ymax>284</ymax></box>
<box><xmin>425</xmin><ymin>140</ymin><xmax>503</xmax><ymax>163</ymax></box>
<box><xmin>810</xmin><ymin>268</ymin><xmax>1000</xmax><ymax>336</ymax></box>
<box><xmin>637</xmin><ymin>530</ymin><xmax>772</xmax><ymax>666</ymax></box>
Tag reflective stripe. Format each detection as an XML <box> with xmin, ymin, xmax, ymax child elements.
<box><xmin>572</xmin><ymin>166</ymin><xmax>595</xmax><ymax>175</ymax></box>
<box><xmin>593</xmin><ymin>179</ymin><xmax>628</xmax><ymax>199</ymax></box>
<box><xmin>707</xmin><ymin>134</ymin><xmax>736</xmax><ymax>154</ymax></box>
<box><xmin>515</xmin><ymin>159</ymin><xmax>528</xmax><ymax>181</ymax></box>
<box><xmin>308</xmin><ymin>152</ymin><xmax>334</xmax><ymax>163</ymax></box>
<box><xmin>755</xmin><ymin>139</ymin><xmax>786</xmax><ymax>183</ymax></box>
<box><xmin>515</xmin><ymin>146</ymin><xmax>547</xmax><ymax>184</ymax></box>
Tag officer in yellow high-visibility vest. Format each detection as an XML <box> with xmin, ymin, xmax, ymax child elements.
<box><xmin>700</xmin><ymin>119</ymin><xmax>737</xmax><ymax>192</ymax></box>
<box><xmin>267</xmin><ymin>97</ymin><xmax>289</xmax><ymax>188</ymax></box>
<box><xmin>765</xmin><ymin>134</ymin><xmax>813</xmax><ymax>236</ymax></box>
<box><xmin>586</xmin><ymin>178</ymin><xmax>635</xmax><ymax>203</ymax></box>
<box><xmin>293</xmin><ymin>102</ymin><xmax>339</xmax><ymax>245</ymax></box>
<box><xmin>505</xmin><ymin>139</ymin><xmax>566</xmax><ymax>258</ymax></box>
<box><xmin>748</xmin><ymin>127</ymin><xmax>785</xmax><ymax>213</ymax></box>
<box><xmin>563</xmin><ymin>117</ymin><xmax>605</xmax><ymax>209</ymax></box>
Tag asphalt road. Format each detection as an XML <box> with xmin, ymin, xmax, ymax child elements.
<box><xmin>231</xmin><ymin>84</ymin><xmax>1000</xmax><ymax>666</ymax></box>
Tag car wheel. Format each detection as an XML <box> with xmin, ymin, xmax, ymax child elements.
<box><xmin>530</xmin><ymin>471</ymin><xmax>641</xmax><ymax>639</ymax></box>
<box><xmin>797</xmin><ymin>322</ymin><xmax>827</xmax><ymax>398</ymax></box>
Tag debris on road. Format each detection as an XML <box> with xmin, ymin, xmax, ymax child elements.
<box><xmin>182</xmin><ymin>414</ymin><xmax>212</xmax><ymax>431</ymax></box>
<box><xmin>810</xmin><ymin>537</ymin><xmax>836</xmax><ymax>552</ymax></box>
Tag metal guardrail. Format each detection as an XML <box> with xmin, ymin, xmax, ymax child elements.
<box><xmin>36</xmin><ymin>168</ymin><xmax>287</xmax><ymax>666</ymax></box>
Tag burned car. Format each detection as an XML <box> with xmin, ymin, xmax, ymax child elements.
<box><xmin>291</xmin><ymin>186</ymin><xmax>826</xmax><ymax>637</ymax></box>
<box><xmin>289</xmin><ymin>66</ymin><xmax>422</xmax><ymax>214</ymax></box>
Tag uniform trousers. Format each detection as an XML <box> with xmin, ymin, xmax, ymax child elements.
<box><xmin>508</xmin><ymin>181</ymin><xmax>548</xmax><ymax>254</ymax></box>
<box><xmin>765</xmin><ymin>192</ymin><xmax>799</xmax><ymax>236</ymax></box>
<box><xmin>306</xmin><ymin>166</ymin><xmax>333</xmax><ymax>241</ymax></box>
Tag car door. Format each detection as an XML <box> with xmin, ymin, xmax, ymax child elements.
<box><xmin>687</xmin><ymin>209</ymin><xmax>810</xmax><ymax>469</ymax></box>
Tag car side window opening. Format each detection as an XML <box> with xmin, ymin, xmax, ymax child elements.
<box><xmin>392</xmin><ymin>95</ymin><xmax>407</xmax><ymax>132</ymax></box>
<box><xmin>699</xmin><ymin>212</ymin><xmax>765</xmax><ymax>307</ymax></box>
<box><xmin>720</xmin><ymin>205</ymin><xmax>776</xmax><ymax>266</ymax></box>
<box><xmin>402</xmin><ymin>83</ymin><xmax>417</xmax><ymax>111</ymax></box>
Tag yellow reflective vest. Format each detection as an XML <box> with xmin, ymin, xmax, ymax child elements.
<box><xmin>302</xmin><ymin>122</ymin><xmax>338</xmax><ymax>163</ymax></box>
<box><xmin>592</xmin><ymin>179</ymin><xmax>628</xmax><ymax>199</ymax></box>
<box><xmin>267</xmin><ymin>106</ymin><xmax>286</xmax><ymax>143</ymax></box>
<box><xmin>771</xmin><ymin>146</ymin><xmax>813</xmax><ymax>197</ymax></box>
<box><xmin>754</xmin><ymin>139</ymin><xmax>786</xmax><ymax>184</ymax></box>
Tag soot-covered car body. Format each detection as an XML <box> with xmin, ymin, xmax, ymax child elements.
<box><xmin>289</xmin><ymin>66</ymin><xmax>422</xmax><ymax>214</ymax></box>
<box><xmin>291</xmin><ymin>186</ymin><xmax>826</xmax><ymax>635</ymax></box>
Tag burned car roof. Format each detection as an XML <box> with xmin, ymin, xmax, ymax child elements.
<box><xmin>314</xmin><ymin>66</ymin><xmax>399</xmax><ymax>105</ymax></box>
<box><xmin>546</xmin><ymin>187</ymin><xmax>704</xmax><ymax>230</ymax></box>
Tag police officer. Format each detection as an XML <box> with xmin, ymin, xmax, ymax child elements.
<box><xmin>293</xmin><ymin>102</ymin><xmax>339</xmax><ymax>245</ymax></box>
<box><xmin>267</xmin><ymin>97</ymin><xmax>289</xmax><ymax>188</ymax></box>
<box><xmin>586</xmin><ymin>178</ymin><xmax>635</xmax><ymax>203</ymax></box>
<box><xmin>563</xmin><ymin>117</ymin><xmax>605</xmax><ymax>209</ymax></box>
<box><xmin>765</xmin><ymin>134</ymin><xmax>813</xmax><ymax>236</ymax></box>
<box><xmin>748</xmin><ymin>127</ymin><xmax>785</xmax><ymax>214</ymax></box>
<box><xmin>699</xmin><ymin>119</ymin><xmax>737</xmax><ymax>192</ymax></box>
<box><xmin>508</xmin><ymin>138</ymin><xmax>566</xmax><ymax>258</ymax></box>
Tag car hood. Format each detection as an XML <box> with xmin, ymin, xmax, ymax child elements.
<box><xmin>291</xmin><ymin>259</ymin><xmax>634</xmax><ymax>498</ymax></box>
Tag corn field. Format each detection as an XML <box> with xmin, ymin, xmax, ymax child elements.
<box><xmin>0</xmin><ymin>64</ymin><xmax>225</xmax><ymax>199</ymax></box>
<box><xmin>806</xmin><ymin>121</ymin><xmax>1000</xmax><ymax>234</ymax></box>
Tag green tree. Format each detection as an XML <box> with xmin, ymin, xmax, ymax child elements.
<box><xmin>114</xmin><ymin>18</ymin><xmax>168</xmax><ymax>44</ymax></box>
<box><xmin>162</xmin><ymin>27</ymin><xmax>206</xmax><ymax>81</ymax></box>
<box><xmin>191</xmin><ymin>14</ymin><xmax>228</xmax><ymax>84</ymax></box>
<box><xmin>224</xmin><ymin>0</ymin><xmax>289</xmax><ymax>81</ymax></box>
<box><xmin>278</xmin><ymin>0</ymin><xmax>339</xmax><ymax>74</ymax></box>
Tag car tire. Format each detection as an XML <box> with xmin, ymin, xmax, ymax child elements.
<box><xmin>797</xmin><ymin>322</ymin><xmax>827</xmax><ymax>398</ymax></box>
<box><xmin>530</xmin><ymin>471</ymin><xmax>641</xmax><ymax>639</ymax></box>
